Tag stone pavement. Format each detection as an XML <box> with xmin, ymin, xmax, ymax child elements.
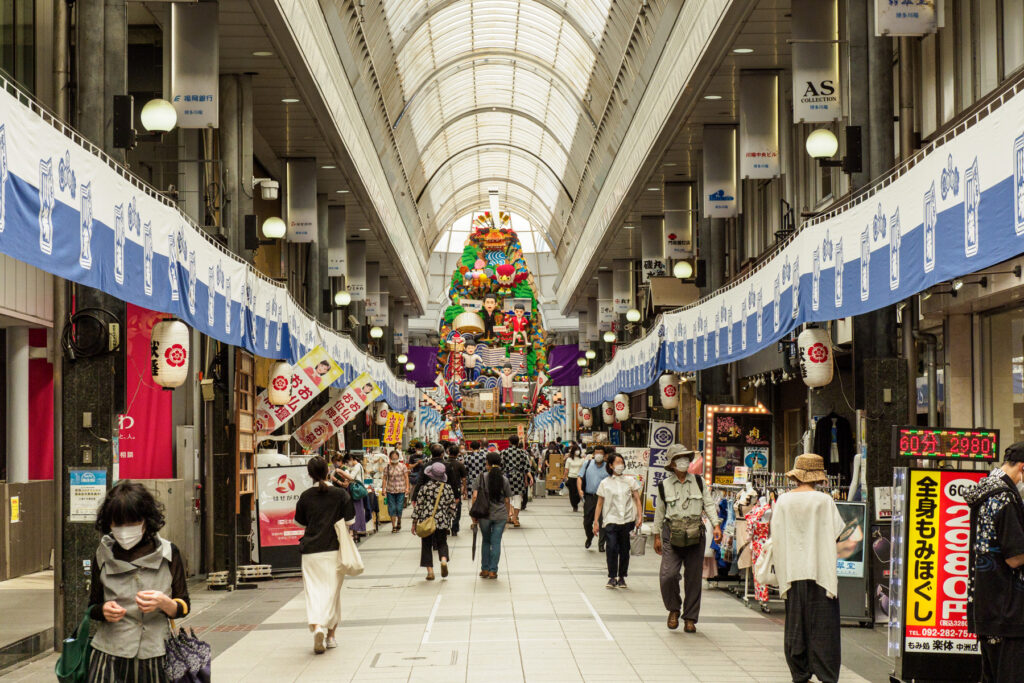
<box><xmin>0</xmin><ymin>496</ymin><xmax>892</xmax><ymax>682</ymax></box>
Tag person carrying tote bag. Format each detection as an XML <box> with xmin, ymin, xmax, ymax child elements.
<box><xmin>335</xmin><ymin>519</ymin><xmax>364</xmax><ymax>577</ymax></box>
<box><xmin>412</xmin><ymin>462</ymin><xmax>455</xmax><ymax>581</ymax></box>
<box><xmin>472</xmin><ymin>453</ymin><xmax>512</xmax><ymax>579</ymax></box>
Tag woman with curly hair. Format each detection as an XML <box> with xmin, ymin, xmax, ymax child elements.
<box><xmin>87</xmin><ymin>481</ymin><xmax>190</xmax><ymax>682</ymax></box>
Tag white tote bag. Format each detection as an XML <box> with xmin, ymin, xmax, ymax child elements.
<box><xmin>753</xmin><ymin>537</ymin><xmax>777</xmax><ymax>586</ymax></box>
<box><xmin>335</xmin><ymin>520</ymin><xmax>365</xmax><ymax>576</ymax></box>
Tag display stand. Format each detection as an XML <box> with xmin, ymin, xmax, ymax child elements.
<box><xmin>835</xmin><ymin>501</ymin><xmax>871</xmax><ymax>626</ymax></box>
<box><xmin>255</xmin><ymin>464</ymin><xmax>312</xmax><ymax>572</ymax></box>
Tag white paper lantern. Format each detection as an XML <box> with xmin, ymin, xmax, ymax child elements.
<box><xmin>602</xmin><ymin>401</ymin><xmax>615</xmax><ymax>424</ymax></box>
<box><xmin>581</xmin><ymin>408</ymin><xmax>593</xmax><ymax>427</ymax></box>
<box><xmin>268</xmin><ymin>360</ymin><xmax>291</xmax><ymax>406</ymax></box>
<box><xmin>576</xmin><ymin>405</ymin><xmax>584</xmax><ymax>423</ymax></box>
<box><xmin>151</xmin><ymin>319</ymin><xmax>190</xmax><ymax>388</ymax></box>
<box><xmin>614</xmin><ymin>393</ymin><xmax>630</xmax><ymax>422</ymax></box>
<box><xmin>797</xmin><ymin>327</ymin><xmax>835</xmax><ymax>388</ymax></box>
<box><xmin>375</xmin><ymin>402</ymin><xmax>390</xmax><ymax>425</ymax></box>
<box><xmin>659</xmin><ymin>373</ymin><xmax>680</xmax><ymax>409</ymax></box>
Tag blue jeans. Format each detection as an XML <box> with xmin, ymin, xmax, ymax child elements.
<box><xmin>386</xmin><ymin>493</ymin><xmax>405</xmax><ymax>521</ymax></box>
<box><xmin>479</xmin><ymin>519</ymin><xmax>506</xmax><ymax>573</ymax></box>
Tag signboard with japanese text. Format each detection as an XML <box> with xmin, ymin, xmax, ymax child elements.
<box><xmin>739</xmin><ymin>72</ymin><xmax>780</xmax><ymax>179</ymax></box>
<box><xmin>170</xmin><ymin>3</ymin><xmax>219</xmax><ymax>128</ymax></box>
<box><xmin>253</xmin><ymin>346</ymin><xmax>343</xmax><ymax>434</ymax></box>
<box><xmin>792</xmin><ymin>0</ymin><xmax>841</xmax><ymax>122</ymax></box>
<box><xmin>875</xmin><ymin>0</ymin><xmax>936</xmax><ymax>36</ymax></box>
<box><xmin>293</xmin><ymin>373</ymin><xmax>382</xmax><ymax>450</ymax></box>
<box><xmin>256</xmin><ymin>465</ymin><xmax>312</xmax><ymax>547</ymax></box>
<box><xmin>383</xmin><ymin>412</ymin><xmax>406</xmax><ymax>444</ymax></box>
<box><xmin>902</xmin><ymin>469</ymin><xmax>984</xmax><ymax>656</ymax></box>
<box><xmin>69</xmin><ymin>469</ymin><xmax>107</xmax><ymax>522</ymax></box>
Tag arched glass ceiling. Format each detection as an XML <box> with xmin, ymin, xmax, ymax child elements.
<box><xmin>433</xmin><ymin>185</ymin><xmax>557</xmax><ymax>239</ymax></box>
<box><xmin>435</xmin><ymin>212</ymin><xmax>552</xmax><ymax>254</ymax></box>
<box><xmin>365</xmin><ymin>0</ymin><xmax>615</xmax><ymax>240</ymax></box>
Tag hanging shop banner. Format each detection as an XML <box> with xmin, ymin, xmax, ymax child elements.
<box><xmin>347</xmin><ymin>241</ymin><xmax>367</xmax><ymax>301</ymax></box>
<box><xmin>612</xmin><ymin>259</ymin><xmax>633</xmax><ymax>314</ymax></box>
<box><xmin>69</xmin><ymin>469</ymin><xmax>107</xmax><ymax>522</ymax></box>
<box><xmin>597</xmin><ymin>272</ymin><xmax>614</xmax><ymax>331</ymax></box>
<box><xmin>393</xmin><ymin>307</ymin><xmax>407</xmax><ymax>348</ymax></box>
<box><xmin>703</xmin><ymin>126</ymin><xmax>738</xmax><ymax>217</ymax></box>
<box><xmin>581</xmin><ymin>79</ymin><xmax>1024</xmax><ymax>407</ymax></box>
<box><xmin>875</xmin><ymin>0</ymin><xmax>937</xmax><ymax>36</ymax></box>
<box><xmin>740</xmin><ymin>72</ymin><xmax>780</xmax><ymax>179</ymax></box>
<box><xmin>370</xmin><ymin>290</ymin><xmax>389</xmax><ymax>327</ymax></box>
<box><xmin>293</xmin><ymin>372</ymin><xmax>382</xmax><ymax>450</ymax></box>
<box><xmin>327</xmin><ymin>205</ymin><xmax>346</xmax><ymax>277</ymax></box>
<box><xmin>902</xmin><ymin>469</ymin><xmax>984</xmax><ymax>655</ymax></box>
<box><xmin>257</xmin><ymin>465</ymin><xmax>312</xmax><ymax>547</ymax></box>
<box><xmin>170</xmin><ymin>3</ymin><xmax>219</xmax><ymax>129</ymax></box>
<box><xmin>254</xmin><ymin>345</ymin><xmax>343</xmax><ymax>434</ymax></box>
<box><xmin>383</xmin><ymin>411</ymin><xmax>406</xmax><ymax>444</ymax></box>
<box><xmin>791</xmin><ymin>0</ymin><xmax>841</xmax><ymax>122</ymax></box>
<box><xmin>665</xmin><ymin>184</ymin><xmax>694</xmax><ymax>259</ymax></box>
<box><xmin>286</xmin><ymin>159</ymin><xmax>317</xmax><ymax>242</ymax></box>
<box><xmin>0</xmin><ymin>82</ymin><xmax>419</xmax><ymax>412</ymax></box>
<box><xmin>641</xmin><ymin>215</ymin><xmax>666</xmax><ymax>282</ymax></box>
<box><xmin>644</xmin><ymin>421</ymin><xmax>677</xmax><ymax>516</ymax></box>
<box><xmin>586</xmin><ymin>298</ymin><xmax>599</xmax><ymax>342</ymax></box>
<box><xmin>118</xmin><ymin>304</ymin><xmax>173</xmax><ymax>479</ymax></box>
<box><xmin>835</xmin><ymin>501</ymin><xmax>867</xmax><ymax>578</ymax></box>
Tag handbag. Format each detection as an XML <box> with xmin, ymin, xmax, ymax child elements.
<box><xmin>335</xmin><ymin>519</ymin><xmax>365</xmax><ymax>576</ymax></box>
<box><xmin>469</xmin><ymin>473</ymin><xmax>490</xmax><ymax>520</ymax></box>
<box><xmin>55</xmin><ymin>611</ymin><xmax>92</xmax><ymax>683</ymax></box>
<box><xmin>753</xmin><ymin>537</ymin><xmax>778</xmax><ymax>586</ymax></box>
<box><xmin>162</xmin><ymin>622</ymin><xmax>212</xmax><ymax>683</ymax></box>
<box><xmin>629</xmin><ymin>528</ymin><xmax>647</xmax><ymax>556</ymax></box>
<box><xmin>349</xmin><ymin>480</ymin><xmax>368</xmax><ymax>501</ymax></box>
<box><xmin>415</xmin><ymin>484</ymin><xmax>446</xmax><ymax>538</ymax></box>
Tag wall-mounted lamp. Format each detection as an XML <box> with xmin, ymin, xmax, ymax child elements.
<box><xmin>805</xmin><ymin>126</ymin><xmax>862</xmax><ymax>174</ymax></box>
<box><xmin>113</xmin><ymin>95</ymin><xmax>178</xmax><ymax>149</ymax></box>
<box><xmin>585</xmin><ymin>349</ymin><xmax>597</xmax><ymax>360</ymax></box>
<box><xmin>369</xmin><ymin>326</ymin><xmax>384</xmax><ymax>339</ymax></box>
<box><xmin>577</xmin><ymin>357</ymin><xmax>588</xmax><ymax>367</ymax></box>
<box><xmin>626</xmin><ymin>308</ymin><xmax>641</xmax><ymax>323</ymax></box>
<box><xmin>603</xmin><ymin>330</ymin><xmax>617</xmax><ymax>343</ymax></box>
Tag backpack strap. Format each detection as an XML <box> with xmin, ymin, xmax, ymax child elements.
<box><xmin>658</xmin><ymin>480</ymin><xmax>666</xmax><ymax>503</ymax></box>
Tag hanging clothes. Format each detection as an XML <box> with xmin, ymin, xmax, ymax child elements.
<box><xmin>813</xmin><ymin>413</ymin><xmax>855</xmax><ymax>484</ymax></box>
<box><xmin>746</xmin><ymin>501</ymin><xmax>773</xmax><ymax>603</ymax></box>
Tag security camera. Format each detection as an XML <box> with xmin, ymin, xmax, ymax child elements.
<box><xmin>252</xmin><ymin>177</ymin><xmax>280</xmax><ymax>201</ymax></box>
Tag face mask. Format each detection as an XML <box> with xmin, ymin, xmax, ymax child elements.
<box><xmin>595</xmin><ymin>454</ymin><xmax>605</xmax><ymax>463</ymax></box>
<box><xmin>673</xmin><ymin>458</ymin><xmax>691</xmax><ymax>471</ymax></box>
<box><xmin>390</xmin><ymin>457</ymin><xmax>399</xmax><ymax>463</ymax></box>
<box><xmin>613</xmin><ymin>464</ymin><xmax>625</xmax><ymax>475</ymax></box>
<box><xmin>111</xmin><ymin>524</ymin><xmax>145</xmax><ymax>550</ymax></box>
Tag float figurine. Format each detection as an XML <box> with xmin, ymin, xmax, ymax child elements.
<box><xmin>462</xmin><ymin>335</ymin><xmax>480</xmax><ymax>382</ymax></box>
<box><xmin>481</xmin><ymin>293</ymin><xmax>501</xmax><ymax>340</ymax></box>
<box><xmin>500</xmin><ymin>363</ymin><xmax>515</xmax><ymax>405</ymax></box>
<box><xmin>509</xmin><ymin>303</ymin><xmax>529</xmax><ymax>347</ymax></box>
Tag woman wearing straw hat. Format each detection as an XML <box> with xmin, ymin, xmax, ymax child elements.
<box><xmin>770</xmin><ymin>453</ymin><xmax>846</xmax><ymax>683</ymax></box>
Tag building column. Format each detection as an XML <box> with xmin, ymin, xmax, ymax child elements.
<box><xmin>6</xmin><ymin>328</ymin><xmax>30</xmax><ymax>483</ymax></box>
<box><xmin>699</xmin><ymin>217</ymin><xmax>732</xmax><ymax>404</ymax></box>
<box><xmin>220</xmin><ymin>74</ymin><xmax>254</xmax><ymax>258</ymax></box>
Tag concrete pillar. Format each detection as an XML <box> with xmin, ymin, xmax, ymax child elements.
<box><xmin>6</xmin><ymin>328</ymin><xmax>30</xmax><ymax>483</ymax></box>
<box><xmin>77</xmin><ymin>0</ymin><xmax>105</xmax><ymax>145</ymax></box>
<box><xmin>699</xmin><ymin>218</ymin><xmax>731</xmax><ymax>403</ymax></box>
<box><xmin>220</xmin><ymin>74</ymin><xmax>254</xmax><ymax>258</ymax></box>
<box><xmin>946</xmin><ymin>313</ymin><xmax>973</xmax><ymax>426</ymax></box>
<box><xmin>103</xmin><ymin>0</ymin><xmax>126</xmax><ymax>162</ymax></box>
<box><xmin>310</xmin><ymin>193</ymin><xmax>328</xmax><ymax>323</ymax></box>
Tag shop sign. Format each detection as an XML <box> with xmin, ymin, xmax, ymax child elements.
<box><xmin>347</xmin><ymin>241</ymin><xmax>367</xmax><ymax>302</ymax></box>
<box><xmin>69</xmin><ymin>469</ymin><xmax>107</xmax><ymax>522</ymax></box>
<box><xmin>875</xmin><ymin>0</ymin><xmax>937</xmax><ymax>36</ymax></box>
<box><xmin>293</xmin><ymin>373</ymin><xmax>382</xmax><ymax>450</ymax></box>
<box><xmin>836</xmin><ymin>502</ymin><xmax>867</xmax><ymax>578</ymax></box>
<box><xmin>363</xmin><ymin>439</ymin><xmax>381</xmax><ymax>448</ymax></box>
<box><xmin>791</xmin><ymin>0</ymin><xmax>841</xmax><ymax>122</ymax></box>
<box><xmin>739</xmin><ymin>72</ymin><xmax>780</xmax><ymax>179</ymax></box>
<box><xmin>286</xmin><ymin>159</ymin><xmax>317</xmax><ymax>243</ymax></box>
<box><xmin>702</xmin><ymin>126</ymin><xmax>738</xmax><ymax>217</ymax></box>
<box><xmin>253</xmin><ymin>345</ymin><xmax>343</xmax><ymax>434</ymax></box>
<box><xmin>9</xmin><ymin>496</ymin><xmax>19</xmax><ymax>523</ymax></box>
<box><xmin>903</xmin><ymin>469</ymin><xmax>984</xmax><ymax>655</ymax></box>
<box><xmin>170</xmin><ymin>3</ymin><xmax>219</xmax><ymax>128</ymax></box>
<box><xmin>383</xmin><ymin>412</ymin><xmax>406</xmax><ymax>444</ymax></box>
<box><xmin>327</xmin><ymin>206</ymin><xmax>346</xmax><ymax>277</ymax></box>
<box><xmin>257</xmin><ymin>465</ymin><xmax>312</xmax><ymax>548</ymax></box>
<box><xmin>612</xmin><ymin>259</ymin><xmax>633</xmax><ymax>313</ymax></box>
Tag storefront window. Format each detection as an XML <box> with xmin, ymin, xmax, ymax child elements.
<box><xmin>981</xmin><ymin>307</ymin><xmax>1024</xmax><ymax>444</ymax></box>
<box><xmin>0</xmin><ymin>0</ymin><xmax>34</xmax><ymax>92</ymax></box>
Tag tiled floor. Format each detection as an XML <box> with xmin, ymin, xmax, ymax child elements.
<box><xmin>0</xmin><ymin>497</ymin><xmax>892</xmax><ymax>682</ymax></box>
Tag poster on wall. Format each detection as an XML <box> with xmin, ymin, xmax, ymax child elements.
<box><xmin>119</xmin><ymin>304</ymin><xmax>173</xmax><ymax>479</ymax></box>
<box><xmin>69</xmin><ymin>469</ymin><xmax>107</xmax><ymax>522</ymax></box>
<box><xmin>706</xmin><ymin>406</ymin><xmax>772</xmax><ymax>484</ymax></box>
<box><xmin>902</xmin><ymin>469</ymin><xmax>985</xmax><ymax>655</ymax></box>
<box><xmin>257</xmin><ymin>465</ymin><xmax>312</xmax><ymax>547</ymax></box>
<box><xmin>835</xmin><ymin>502</ymin><xmax>867</xmax><ymax>578</ymax></box>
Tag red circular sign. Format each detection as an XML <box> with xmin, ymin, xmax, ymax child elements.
<box><xmin>271</xmin><ymin>376</ymin><xmax>288</xmax><ymax>391</ymax></box>
<box><xmin>164</xmin><ymin>344</ymin><xmax>187</xmax><ymax>367</ymax></box>
<box><xmin>807</xmin><ymin>342</ymin><xmax>829</xmax><ymax>363</ymax></box>
<box><xmin>664</xmin><ymin>385</ymin><xmax>677</xmax><ymax>397</ymax></box>
<box><xmin>615</xmin><ymin>401</ymin><xmax>625</xmax><ymax>410</ymax></box>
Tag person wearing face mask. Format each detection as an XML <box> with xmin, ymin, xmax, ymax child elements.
<box><xmin>383</xmin><ymin>450</ymin><xmax>410</xmax><ymax>533</ymax></box>
<box><xmin>653</xmin><ymin>444</ymin><xmax>722</xmax><ymax>633</ymax></box>
<box><xmin>579</xmin><ymin>445</ymin><xmax>611</xmax><ymax>550</ymax></box>
<box><xmin>965</xmin><ymin>442</ymin><xmax>1024</xmax><ymax>682</ymax></box>
<box><xmin>592</xmin><ymin>452</ymin><xmax>643</xmax><ymax>588</ymax></box>
<box><xmin>86</xmin><ymin>481</ymin><xmax>191</xmax><ymax>682</ymax></box>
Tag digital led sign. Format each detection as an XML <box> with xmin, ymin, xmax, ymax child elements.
<box><xmin>893</xmin><ymin>426</ymin><xmax>998</xmax><ymax>461</ymax></box>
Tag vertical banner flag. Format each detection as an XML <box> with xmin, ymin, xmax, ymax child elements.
<box><xmin>347</xmin><ymin>240</ymin><xmax>367</xmax><ymax>301</ymax></box>
<box><xmin>578</xmin><ymin>309</ymin><xmax>591</xmax><ymax>349</ymax></box>
<box><xmin>370</xmin><ymin>277</ymin><xmax>389</xmax><ymax>326</ymax></box>
<box><xmin>293</xmin><ymin>373</ymin><xmax>382</xmax><ymax>450</ymax></box>
<box><xmin>119</xmin><ymin>304</ymin><xmax>173</xmax><ymax>479</ymax></box>
<box><xmin>792</xmin><ymin>0</ymin><xmax>841</xmax><ymax>122</ymax></box>
<box><xmin>740</xmin><ymin>71</ymin><xmax>780</xmax><ymax>179</ymax></box>
<box><xmin>327</xmin><ymin>205</ymin><xmax>346</xmax><ymax>277</ymax></box>
<box><xmin>641</xmin><ymin>214</ymin><xmax>666</xmax><ymax>282</ymax></box>
<box><xmin>364</xmin><ymin>262</ymin><xmax>380</xmax><ymax>322</ymax></box>
<box><xmin>703</xmin><ymin>126</ymin><xmax>738</xmax><ymax>217</ymax></box>
<box><xmin>644</xmin><ymin>421</ymin><xmax>677</xmax><ymax>515</ymax></box>
<box><xmin>612</xmin><ymin>259</ymin><xmax>633</xmax><ymax>314</ymax></box>
<box><xmin>286</xmin><ymin>159</ymin><xmax>317</xmax><ymax>242</ymax></box>
<box><xmin>383</xmin><ymin>411</ymin><xmax>406</xmax><ymax>444</ymax></box>
<box><xmin>254</xmin><ymin>345</ymin><xmax>343</xmax><ymax>433</ymax></box>
<box><xmin>875</xmin><ymin>0</ymin><xmax>937</xmax><ymax>36</ymax></box>
<box><xmin>903</xmin><ymin>469</ymin><xmax>984</xmax><ymax>655</ymax></box>
<box><xmin>393</xmin><ymin>304</ymin><xmax>407</xmax><ymax>349</ymax></box>
<box><xmin>597</xmin><ymin>271</ymin><xmax>614</xmax><ymax>331</ymax></box>
<box><xmin>586</xmin><ymin>298</ymin><xmax>599</xmax><ymax>342</ymax></box>
<box><xmin>665</xmin><ymin>183</ymin><xmax>694</xmax><ymax>259</ymax></box>
<box><xmin>257</xmin><ymin>465</ymin><xmax>312</xmax><ymax>547</ymax></box>
<box><xmin>170</xmin><ymin>3</ymin><xmax>219</xmax><ymax>128</ymax></box>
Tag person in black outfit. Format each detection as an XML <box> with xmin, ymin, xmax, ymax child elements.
<box><xmin>412</xmin><ymin>443</ymin><xmax>452</xmax><ymax>500</ymax></box>
<box><xmin>294</xmin><ymin>456</ymin><xmax>356</xmax><ymax>654</ymax></box>
<box><xmin>446</xmin><ymin>443</ymin><xmax>469</xmax><ymax>536</ymax></box>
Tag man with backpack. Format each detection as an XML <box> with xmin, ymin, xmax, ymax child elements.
<box><xmin>653</xmin><ymin>444</ymin><xmax>722</xmax><ymax>633</ymax></box>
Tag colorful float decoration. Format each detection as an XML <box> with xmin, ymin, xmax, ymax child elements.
<box><xmin>434</xmin><ymin>210</ymin><xmax>551</xmax><ymax>418</ymax></box>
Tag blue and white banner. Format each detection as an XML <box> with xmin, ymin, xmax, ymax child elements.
<box><xmin>583</xmin><ymin>83</ymin><xmax>1024</xmax><ymax>407</ymax></box>
<box><xmin>0</xmin><ymin>78</ymin><xmax>418</xmax><ymax>411</ymax></box>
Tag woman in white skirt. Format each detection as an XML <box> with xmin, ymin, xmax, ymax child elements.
<box><xmin>294</xmin><ymin>456</ymin><xmax>356</xmax><ymax>654</ymax></box>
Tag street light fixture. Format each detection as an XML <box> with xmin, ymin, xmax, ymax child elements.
<box><xmin>262</xmin><ymin>217</ymin><xmax>286</xmax><ymax>239</ymax></box>
<box><xmin>577</xmin><ymin>357</ymin><xmax>588</xmax><ymax>367</ymax></box>
<box><xmin>626</xmin><ymin>308</ymin><xmax>641</xmax><ymax>323</ymax></box>
<box><xmin>405</xmin><ymin>362</ymin><xmax>416</xmax><ymax>372</ymax></box>
<box><xmin>585</xmin><ymin>349</ymin><xmax>596</xmax><ymax>360</ymax></box>
<box><xmin>334</xmin><ymin>290</ymin><xmax>352</xmax><ymax>306</ymax></box>
<box><xmin>369</xmin><ymin>326</ymin><xmax>384</xmax><ymax>339</ymax></box>
<box><xmin>397</xmin><ymin>353</ymin><xmax>409</xmax><ymax>365</ymax></box>
<box><xmin>603</xmin><ymin>330</ymin><xmax>617</xmax><ymax>343</ymax></box>
<box><xmin>140</xmin><ymin>98</ymin><xmax>178</xmax><ymax>133</ymax></box>
<box><xmin>673</xmin><ymin>260</ymin><xmax>694</xmax><ymax>279</ymax></box>
<box><xmin>805</xmin><ymin>126</ymin><xmax>862</xmax><ymax>174</ymax></box>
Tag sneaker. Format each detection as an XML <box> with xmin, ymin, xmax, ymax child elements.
<box><xmin>313</xmin><ymin>626</ymin><xmax>326</xmax><ymax>654</ymax></box>
<box><xmin>616</xmin><ymin>578</ymin><xmax>628</xmax><ymax>589</ymax></box>
<box><xmin>326</xmin><ymin>637</ymin><xmax>338</xmax><ymax>649</ymax></box>
<box><xmin>606</xmin><ymin>579</ymin><xmax>617</xmax><ymax>589</ymax></box>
